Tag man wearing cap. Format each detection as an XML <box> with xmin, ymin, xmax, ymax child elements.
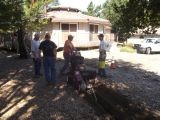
<box><xmin>98</xmin><ymin>33</ymin><xmax>107</xmax><ymax>77</ymax></box>
<box><xmin>60</xmin><ymin>34</ymin><xmax>75</xmax><ymax>75</ymax></box>
<box><xmin>31</xmin><ymin>33</ymin><xmax>42</xmax><ymax>78</ymax></box>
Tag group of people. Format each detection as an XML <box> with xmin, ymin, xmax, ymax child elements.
<box><xmin>31</xmin><ymin>32</ymin><xmax>108</xmax><ymax>86</ymax></box>
<box><xmin>31</xmin><ymin>33</ymin><xmax>57</xmax><ymax>86</ymax></box>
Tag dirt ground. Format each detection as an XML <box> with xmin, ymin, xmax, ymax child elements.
<box><xmin>0</xmin><ymin>49</ymin><xmax>160</xmax><ymax>119</ymax></box>
<box><xmin>59</xmin><ymin>49</ymin><xmax>160</xmax><ymax>112</ymax></box>
<box><xmin>79</xmin><ymin>49</ymin><xmax>160</xmax><ymax>112</ymax></box>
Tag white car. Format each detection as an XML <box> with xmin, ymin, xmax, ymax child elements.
<box><xmin>134</xmin><ymin>38</ymin><xmax>160</xmax><ymax>54</ymax></box>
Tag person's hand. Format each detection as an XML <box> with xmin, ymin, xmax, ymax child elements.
<box><xmin>34</xmin><ymin>57</ymin><xmax>38</xmax><ymax>61</ymax></box>
<box><xmin>73</xmin><ymin>47</ymin><xmax>77</xmax><ymax>51</ymax></box>
<box><xmin>69</xmin><ymin>52</ymin><xmax>73</xmax><ymax>56</ymax></box>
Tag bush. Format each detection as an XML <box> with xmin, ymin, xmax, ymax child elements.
<box><xmin>119</xmin><ymin>45</ymin><xmax>136</xmax><ymax>53</ymax></box>
<box><xmin>126</xmin><ymin>43</ymin><xmax>134</xmax><ymax>47</ymax></box>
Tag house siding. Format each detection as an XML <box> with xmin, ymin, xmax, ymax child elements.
<box><xmin>39</xmin><ymin>22</ymin><xmax>111</xmax><ymax>48</ymax></box>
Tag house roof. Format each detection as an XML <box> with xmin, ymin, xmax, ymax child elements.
<box><xmin>45</xmin><ymin>8</ymin><xmax>111</xmax><ymax>26</ymax></box>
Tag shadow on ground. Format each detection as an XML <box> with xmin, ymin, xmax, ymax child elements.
<box><xmin>0</xmin><ymin>51</ymin><xmax>160</xmax><ymax>120</ymax></box>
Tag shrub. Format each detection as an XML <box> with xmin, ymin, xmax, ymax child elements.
<box><xmin>119</xmin><ymin>45</ymin><xmax>136</xmax><ymax>53</ymax></box>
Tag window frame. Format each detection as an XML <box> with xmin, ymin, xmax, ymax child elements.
<box><xmin>61</xmin><ymin>23</ymin><xmax>77</xmax><ymax>32</ymax></box>
<box><xmin>89</xmin><ymin>24</ymin><xmax>98</xmax><ymax>33</ymax></box>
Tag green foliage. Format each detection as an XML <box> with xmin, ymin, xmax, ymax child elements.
<box><xmin>86</xmin><ymin>1</ymin><xmax>95</xmax><ymax>16</ymax></box>
<box><xmin>94</xmin><ymin>5</ymin><xmax>102</xmax><ymax>17</ymax></box>
<box><xmin>23</xmin><ymin>0</ymin><xmax>53</xmax><ymax>31</ymax></box>
<box><xmin>0</xmin><ymin>0</ymin><xmax>53</xmax><ymax>32</ymax></box>
<box><xmin>100</xmin><ymin>0</ymin><xmax>160</xmax><ymax>39</ymax></box>
<box><xmin>0</xmin><ymin>0</ymin><xmax>24</xmax><ymax>32</ymax></box>
<box><xmin>0</xmin><ymin>0</ymin><xmax>54</xmax><ymax>58</ymax></box>
<box><xmin>47</xmin><ymin>0</ymin><xmax>60</xmax><ymax>9</ymax></box>
<box><xmin>102</xmin><ymin>0</ymin><xmax>128</xmax><ymax>31</ymax></box>
<box><xmin>85</xmin><ymin>1</ymin><xmax>102</xmax><ymax>17</ymax></box>
<box><xmin>145</xmin><ymin>0</ymin><xmax>160</xmax><ymax>33</ymax></box>
<box><xmin>51</xmin><ymin>0</ymin><xmax>60</xmax><ymax>6</ymax></box>
<box><xmin>119</xmin><ymin>45</ymin><xmax>136</xmax><ymax>53</ymax></box>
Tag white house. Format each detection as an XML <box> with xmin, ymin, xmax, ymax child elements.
<box><xmin>40</xmin><ymin>6</ymin><xmax>113</xmax><ymax>48</ymax></box>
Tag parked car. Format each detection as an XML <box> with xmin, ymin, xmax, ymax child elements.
<box><xmin>134</xmin><ymin>38</ymin><xmax>160</xmax><ymax>54</ymax></box>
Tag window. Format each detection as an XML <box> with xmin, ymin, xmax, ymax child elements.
<box><xmin>89</xmin><ymin>24</ymin><xmax>98</xmax><ymax>33</ymax></box>
<box><xmin>61</xmin><ymin>24</ymin><xmax>69</xmax><ymax>30</ymax></box>
<box><xmin>61</xmin><ymin>24</ymin><xmax>77</xmax><ymax>32</ymax></box>
<box><xmin>94</xmin><ymin>25</ymin><xmax>98</xmax><ymax>33</ymax></box>
<box><xmin>70</xmin><ymin>24</ymin><xmax>77</xmax><ymax>32</ymax></box>
<box><xmin>90</xmin><ymin>25</ymin><xmax>94</xmax><ymax>33</ymax></box>
<box><xmin>156</xmin><ymin>39</ymin><xmax>160</xmax><ymax>43</ymax></box>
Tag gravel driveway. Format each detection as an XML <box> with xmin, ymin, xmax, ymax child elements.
<box><xmin>77</xmin><ymin>49</ymin><xmax>160</xmax><ymax>75</ymax></box>
<box><xmin>75</xmin><ymin>49</ymin><xmax>160</xmax><ymax>112</ymax></box>
<box><xmin>0</xmin><ymin>49</ymin><xmax>160</xmax><ymax>119</ymax></box>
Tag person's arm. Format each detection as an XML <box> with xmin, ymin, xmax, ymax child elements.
<box><xmin>52</xmin><ymin>42</ymin><xmax>57</xmax><ymax>57</ymax></box>
<box><xmin>38</xmin><ymin>42</ymin><xmax>43</xmax><ymax>58</ymax></box>
<box><xmin>99</xmin><ymin>42</ymin><xmax>101</xmax><ymax>50</ymax></box>
<box><xmin>72</xmin><ymin>44</ymin><xmax>77</xmax><ymax>51</ymax></box>
<box><xmin>103</xmin><ymin>41</ymin><xmax>108</xmax><ymax>51</ymax></box>
<box><xmin>37</xmin><ymin>43</ymin><xmax>41</xmax><ymax>58</ymax></box>
<box><xmin>70</xmin><ymin>42</ymin><xmax>77</xmax><ymax>52</ymax></box>
<box><xmin>31</xmin><ymin>40</ymin><xmax>36</xmax><ymax>58</ymax></box>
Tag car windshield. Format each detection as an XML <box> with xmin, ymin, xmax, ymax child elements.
<box><xmin>146</xmin><ymin>39</ymin><xmax>156</xmax><ymax>43</ymax></box>
<box><xmin>142</xmin><ymin>38</ymin><xmax>160</xmax><ymax>44</ymax></box>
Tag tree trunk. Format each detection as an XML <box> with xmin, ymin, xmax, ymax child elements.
<box><xmin>17</xmin><ymin>28</ymin><xmax>28</xmax><ymax>58</ymax></box>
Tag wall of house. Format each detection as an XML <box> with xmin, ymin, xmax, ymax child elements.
<box><xmin>51</xmin><ymin>23</ymin><xmax>61</xmax><ymax>48</ymax></box>
<box><xmin>77</xmin><ymin>23</ymin><xmax>108</xmax><ymax>47</ymax></box>
<box><xmin>40</xmin><ymin>22</ymin><xmax>111</xmax><ymax>48</ymax></box>
<box><xmin>52</xmin><ymin>22</ymin><xmax>79</xmax><ymax>47</ymax></box>
<box><xmin>98</xmin><ymin>24</ymin><xmax>104</xmax><ymax>34</ymax></box>
<box><xmin>103</xmin><ymin>26</ymin><xmax>111</xmax><ymax>42</ymax></box>
<box><xmin>39</xmin><ymin>24</ymin><xmax>53</xmax><ymax>40</ymax></box>
<box><xmin>77</xmin><ymin>23</ymin><xmax>90</xmax><ymax>47</ymax></box>
<box><xmin>39</xmin><ymin>23</ymin><xmax>61</xmax><ymax>48</ymax></box>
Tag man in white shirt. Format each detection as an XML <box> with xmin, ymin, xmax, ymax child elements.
<box><xmin>31</xmin><ymin>33</ymin><xmax>42</xmax><ymax>77</ymax></box>
<box><xmin>98</xmin><ymin>34</ymin><xmax>107</xmax><ymax>77</ymax></box>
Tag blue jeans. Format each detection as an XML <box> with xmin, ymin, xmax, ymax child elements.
<box><xmin>43</xmin><ymin>56</ymin><xmax>56</xmax><ymax>83</ymax></box>
<box><xmin>60</xmin><ymin>53</ymin><xmax>71</xmax><ymax>74</ymax></box>
<box><xmin>98</xmin><ymin>68</ymin><xmax>106</xmax><ymax>77</ymax></box>
<box><xmin>33</xmin><ymin>58</ymin><xmax>41</xmax><ymax>76</ymax></box>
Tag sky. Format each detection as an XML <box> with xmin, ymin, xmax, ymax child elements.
<box><xmin>59</xmin><ymin>0</ymin><xmax>107</xmax><ymax>11</ymax></box>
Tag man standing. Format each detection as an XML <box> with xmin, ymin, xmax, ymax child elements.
<box><xmin>39</xmin><ymin>33</ymin><xmax>57</xmax><ymax>85</ymax></box>
<box><xmin>60</xmin><ymin>34</ymin><xmax>75</xmax><ymax>75</ymax></box>
<box><xmin>31</xmin><ymin>33</ymin><xmax>42</xmax><ymax>78</ymax></box>
<box><xmin>98</xmin><ymin>33</ymin><xmax>107</xmax><ymax>77</ymax></box>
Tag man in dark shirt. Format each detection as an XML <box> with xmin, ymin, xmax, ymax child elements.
<box><xmin>39</xmin><ymin>33</ymin><xmax>57</xmax><ymax>85</ymax></box>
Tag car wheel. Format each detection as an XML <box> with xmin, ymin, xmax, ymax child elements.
<box><xmin>136</xmin><ymin>48</ymin><xmax>140</xmax><ymax>54</ymax></box>
<box><xmin>146</xmin><ymin>48</ymin><xmax>151</xmax><ymax>54</ymax></box>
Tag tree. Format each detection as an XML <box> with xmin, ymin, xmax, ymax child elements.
<box><xmin>85</xmin><ymin>1</ymin><xmax>102</xmax><ymax>17</ymax></box>
<box><xmin>102</xmin><ymin>0</ymin><xmax>128</xmax><ymax>41</ymax></box>
<box><xmin>0</xmin><ymin>1</ymin><xmax>23</xmax><ymax>32</ymax></box>
<box><xmin>120</xmin><ymin>0</ymin><xmax>160</xmax><ymax>35</ymax></box>
<box><xmin>101</xmin><ymin>0</ymin><xmax>160</xmax><ymax>42</ymax></box>
<box><xmin>48</xmin><ymin>0</ymin><xmax>60</xmax><ymax>8</ymax></box>
<box><xmin>147</xmin><ymin>0</ymin><xmax>160</xmax><ymax>33</ymax></box>
<box><xmin>0</xmin><ymin>0</ymin><xmax>53</xmax><ymax>58</ymax></box>
<box><xmin>94</xmin><ymin>5</ymin><xmax>102</xmax><ymax>17</ymax></box>
<box><xmin>86</xmin><ymin>1</ymin><xmax>96</xmax><ymax>16</ymax></box>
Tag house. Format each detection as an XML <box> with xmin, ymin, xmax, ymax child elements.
<box><xmin>40</xmin><ymin>6</ymin><xmax>113</xmax><ymax>48</ymax></box>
